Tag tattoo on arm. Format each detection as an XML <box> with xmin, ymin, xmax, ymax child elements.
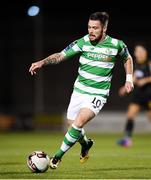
<box><xmin>43</xmin><ymin>53</ymin><xmax>66</xmax><ymax>65</ymax></box>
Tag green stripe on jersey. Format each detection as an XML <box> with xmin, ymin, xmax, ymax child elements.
<box><xmin>79</xmin><ymin>63</ymin><xmax>113</xmax><ymax>76</ymax></box>
<box><xmin>78</xmin><ymin>75</ymin><xmax>111</xmax><ymax>89</ymax></box>
<box><xmin>74</xmin><ymin>87</ymin><xmax>108</xmax><ymax>98</ymax></box>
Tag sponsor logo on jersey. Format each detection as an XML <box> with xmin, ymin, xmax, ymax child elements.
<box><xmin>87</xmin><ymin>52</ymin><xmax>112</xmax><ymax>61</ymax></box>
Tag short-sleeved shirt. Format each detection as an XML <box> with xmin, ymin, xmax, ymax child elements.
<box><xmin>62</xmin><ymin>34</ymin><xmax>130</xmax><ymax>100</ymax></box>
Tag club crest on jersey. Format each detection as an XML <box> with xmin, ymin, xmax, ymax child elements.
<box><xmin>90</xmin><ymin>47</ymin><xmax>94</xmax><ymax>51</ymax></box>
<box><xmin>105</xmin><ymin>48</ymin><xmax>113</xmax><ymax>55</ymax></box>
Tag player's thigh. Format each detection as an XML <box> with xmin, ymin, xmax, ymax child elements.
<box><xmin>81</xmin><ymin>95</ymin><xmax>106</xmax><ymax>116</ymax></box>
<box><xmin>73</xmin><ymin>95</ymin><xmax>106</xmax><ymax>128</ymax></box>
<box><xmin>67</xmin><ymin>92</ymin><xmax>82</xmax><ymax>121</ymax></box>
<box><xmin>127</xmin><ymin>103</ymin><xmax>141</xmax><ymax>119</ymax></box>
<box><xmin>73</xmin><ymin>108</ymin><xmax>95</xmax><ymax>128</ymax></box>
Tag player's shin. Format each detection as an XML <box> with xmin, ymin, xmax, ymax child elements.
<box><xmin>54</xmin><ymin>124</ymin><xmax>82</xmax><ymax>159</ymax></box>
<box><xmin>125</xmin><ymin>118</ymin><xmax>134</xmax><ymax>138</ymax></box>
<box><xmin>78</xmin><ymin>128</ymin><xmax>89</xmax><ymax>146</ymax></box>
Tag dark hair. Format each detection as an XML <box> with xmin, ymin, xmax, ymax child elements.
<box><xmin>134</xmin><ymin>42</ymin><xmax>148</xmax><ymax>51</ymax></box>
<box><xmin>134</xmin><ymin>42</ymin><xmax>150</xmax><ymax>61</ymax></box>
<box><xmin>89</xmin><ymin>12</ymin><xmax>109</xmax><ymax>27</ymax></box>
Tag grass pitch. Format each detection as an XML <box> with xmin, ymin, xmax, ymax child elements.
<box><xmin>0</xmin><ymin>131</ymin><xmax>151</xmax><ymax>179</ymax></box>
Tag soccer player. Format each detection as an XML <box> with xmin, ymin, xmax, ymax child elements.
<box><xmin>117</xmin><ymin>43</ymin><xmax>151</xmax><ymax>147</ymax></box>
<box><xmin>29</xmin><ymin>12</ymin><xmax>134</xmax><ymax>169</ymax></box>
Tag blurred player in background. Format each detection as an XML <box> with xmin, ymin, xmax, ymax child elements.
<box><xmin>29</xmin><ymin>12</ymin><xmax>133</xmax><ymax>169</ymax></box>
<box><xmin>117</xmin><ymin>43</ymin><xmax>151</xmax><ymax>147</ymax></box>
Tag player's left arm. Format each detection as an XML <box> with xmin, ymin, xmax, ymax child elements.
<box><xmin>118</xmin><ymin>40</ymin><xmax>134</xmax><ymax>94</ymax></box>
<box><xmin>118</xmin><ymin>56</ymin><xmax>134</xmax><ymax>96</ymax></box>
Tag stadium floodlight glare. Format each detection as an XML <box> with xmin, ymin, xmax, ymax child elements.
<box><xmin>27</xmin><ymin>6</ymin><xmax>40</xmax><ymax>16</ymax></box>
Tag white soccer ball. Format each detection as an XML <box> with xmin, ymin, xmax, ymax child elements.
<box><xmin>27</xmin><ymin>151</ymin><xmax>50</xmax><ymax>173</ymax></box>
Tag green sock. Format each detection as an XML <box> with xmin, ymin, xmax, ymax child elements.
<box><xmin>78</xmin><ymin>128</ymin><xmax>89</xmax><ymax>147</ymax></box>
<box><xmin>54</xmin><ymin>124</ymin><xmax>82</xmax><ymax>159</ymax></box>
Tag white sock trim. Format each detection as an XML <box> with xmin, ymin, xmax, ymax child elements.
<box><xmin>60</xmin><ymin>142</ymin><xmax>70</xmax><ymax>152</ymax></box>
<box><xmin>65</xmin><ymin>133</ymin><xmax>77</xmax><ymax>143</ymax></box>
<box><xmin>72</xmin><ymin>124</ymin><xmax>82</xmax><ymax>131</ymax></box>
<box><xmin>81</xmin><ymin>128</ymin><xmax>85</xmax><ymax>136</ymax></box>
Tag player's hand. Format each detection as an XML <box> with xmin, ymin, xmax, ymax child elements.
<box><xmin>118</xmin><ymin>86</ymin><xmax>126</xmax><ymax>97</ymax></box>
<box><xmin>125</xmin><ymin>81</ymin><xmax>134</xmax><ymax>94</ymax></box>
<box><xmin>29</xmin><ymin>60</ymin><xmax>44</xmax><ymax>75</ymax></box>
<box><xmin>136</xmin><ymin>79</ymin><xmax>147</xmax><ymax>87</ymax></box>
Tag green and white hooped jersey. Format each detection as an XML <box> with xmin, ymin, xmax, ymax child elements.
<box><xmin>62</xmin><ymin>35</ymin><xmax>130</xmax><ymax>100</ymax></box>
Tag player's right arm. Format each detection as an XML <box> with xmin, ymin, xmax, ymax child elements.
<box><xmin>29</xmin><ymin>38</ymin><xmax>83</xmax><ymax>75</ymax></box>
<box><xmin>29</xmin><ymin>52</ymin><xmax>66</xmax><ymax>75</ymax></box>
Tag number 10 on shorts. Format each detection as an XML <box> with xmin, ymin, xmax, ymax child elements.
<box><xmin>91</xmin><ymin>97</ymin><xmax>101</xmax><ymax>109</ymax></box>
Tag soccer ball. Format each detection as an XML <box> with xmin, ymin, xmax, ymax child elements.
<box><xmin>27</xmin><ymin>151</ymin><xmax>50</xmax><ymax>173</ymax></box>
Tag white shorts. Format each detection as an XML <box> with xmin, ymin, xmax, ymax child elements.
<box><xmin>67</xmin><ymin>91</ymin><xmax>107</xmax><ymax>120</ymax></box>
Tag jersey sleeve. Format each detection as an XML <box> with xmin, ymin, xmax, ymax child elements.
<box><xmin>118</xmin><ymin>40</ymin><xmax>131</xmax><ymax>62</ymax></box>
<box><xmin>61</xmin><ymin>38</ymin><xmax>83</xmax><ymax>58</ymax></box>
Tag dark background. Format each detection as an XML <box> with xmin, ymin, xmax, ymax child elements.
<box><xmin>0</xmin><ymin>0</ymin><xmax>151</xmax><ymax>116</ymax></box>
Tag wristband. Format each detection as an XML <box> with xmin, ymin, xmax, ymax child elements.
<box><xmin>126</xmin><ymin>74</ymin><xmax>133</xmax><ymax>83</ymax></box>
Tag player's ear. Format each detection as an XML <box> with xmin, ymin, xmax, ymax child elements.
<box><xmin>103</xmin><ymin>26</ymin><xmax>107</xmax><ymax>34</ymax></box>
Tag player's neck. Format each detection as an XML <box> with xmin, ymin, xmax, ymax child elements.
<box><xmin>91</xmin><ymin>34</ymin><xmax>107</xmax><ymax>46</ymax></box>
<box><xmin>99</xmin><ymin>33</ymin><xmax>106</xmax><ymax>43</ymax></box>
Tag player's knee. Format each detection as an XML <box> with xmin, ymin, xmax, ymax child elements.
<box><xmin>127</xmin><ymin>110</ymin><xmax>137</xmax><ymax>119</ymax></box>
<box><xmin>127</xmin><ymin>104</ymin><xmax>140</xmax><ymax>118</ymax></box>
<box><xmin>127</xmin><ymin>114</ymin><xmax>135</xmax><ymax>119</ymax></box>
<box><xmin>73</xmin><ymin>121</ymin><xmax>84</xmax><ymax>128</ymax></box>
<box><xmin>67</xmin><ymin>120</ymin><xmax>74</xmax><ymax>128</ymax></box>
